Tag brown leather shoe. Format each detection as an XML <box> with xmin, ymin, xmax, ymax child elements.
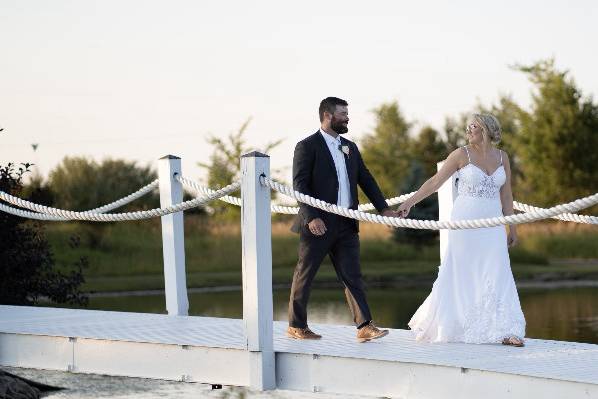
<box><xmin>502</xmin><ymin>336</ymin><xmax>525</xmax><ymax>347</ymax></box>
<box><xmin>287</xmin><ymin>326</ymin><xmax>322</xmax><ymax>340</ymax></box>
<box><xmin>357</xmin><ymin>322</ymin><xmax>389</xmax><ymax>343</ymax></box>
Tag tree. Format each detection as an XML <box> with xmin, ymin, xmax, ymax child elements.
<box><xmin>514</xmin><ymin>59</ymin><xmax>598</xmax><ymax>208</ymax></box>
<box><xmin>198</xmin><ymin>118</ymin><xmax>283</xmax><ymax>221</ymax></box>
<box><xmin>0</xmin><ymin>162</ymin><xmax>88</xmax><ymax>306</ymax></box>
<box><xmin>47</xmin><ymin>157</ymin><xmax>160</xmax><ymax>248</ymax></box>
<box><xmin>360</xmin><ymin>101</ymin><xmax>413</xmax><ymax>200</ymax></box>
<box><xmin>443</xmin><ymin>114</ymin><xmax>468</xmax><ymax>151</ymax></box>
<box><xmin>48</xmin><ymin>157</ymin><xmax>159</xmax><ymax>211</ymax></box>
<box><xmin>411</xmin><ymin>126</ymin><xmax>450</xmax><ymax>178</ymax></box>
<box><xmin>478</xmin><ymin>95</ymin><xmax>524</xmax><ymax>188</ymax></box>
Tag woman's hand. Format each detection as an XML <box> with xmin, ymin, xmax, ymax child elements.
<box><xmin>507</xmin><ymin>228</ymin><xmax>518</xmax><ymax>248</ymax></box>
<box><xmin>397</xmin><ymin>201</ymin><xmax>413</xmax><ymax>218</ymax></box>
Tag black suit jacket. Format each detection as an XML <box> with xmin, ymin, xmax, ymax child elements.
<box><xmin>291</xmin><ymin>131</ymin><xmax>389</xmax><ymax>233</ymax></box>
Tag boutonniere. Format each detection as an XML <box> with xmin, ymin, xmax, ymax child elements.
<box><xmin>338</xmin><ymin>144</ymin><xmax>350</xmax><ymax>157</ymax></box>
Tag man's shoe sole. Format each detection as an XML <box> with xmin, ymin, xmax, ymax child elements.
<box><xmin>286</xmin><ymin>332</ymin><xmax>322</xmax><ymax>340</ymax></box>
<box><xmin>357</xmin><ymin>330</ymin><xmax>389</xmax><ymax>343</ymax></box>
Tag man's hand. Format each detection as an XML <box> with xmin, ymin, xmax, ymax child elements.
<box><xmin>381</xmin><ymin>208</ymin><xmax>399</xmax><ymax>218</ymax></box>
<box><xmin>308</xmin><ymin>218</ymin><xmax>327</xmax><ymax>236</ymax></box>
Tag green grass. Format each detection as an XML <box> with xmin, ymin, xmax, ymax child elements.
<box><xmin>41</xmin><ymin>217</ymin><xmax>598</xmax><ymax>293</ymax></box>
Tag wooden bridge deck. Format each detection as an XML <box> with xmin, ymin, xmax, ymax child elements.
<box><xmin>1</xmin><ymin>305</ymin><xmax>597</xmax><ymax>398</ymax></box>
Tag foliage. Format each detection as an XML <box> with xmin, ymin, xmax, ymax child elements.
<box><xmin>359</xmin><ymin>101</ymin><xmax>413</xmax><ymax>200</ymax></box>
<box><xmin>411</xmin><ymin>126</ymin><xmax>450</xmax><ymax>178</ymax></box>
<box><xmin>443</xmin><ymin>114</ymin><xmax>468</xmax><ymax>151</ymax></box>
<box><xmin>198</xmin><ymin>118</ymin><xmax>283</xmax><ymax>221</ymax></box>
<box><xmin>48</xmin><ymin>157</ymin><xmax>159</xmax><ymax>211</ymax></box>
<box><xmin>0</xmin><ymin>161</ymin><xmax>88</xmax><ymax>306</ymax></box>
<box><xmin>514</xmin><ymin>59</ymin><xmax>598</xmax><ymax>208</ymax></box>
<box><xmin>47</xmin><ymin>156</ymin><xmax>160</xmax><ymax>248</ymax></box>
<box><xmin>478</xmin><ymin>95</ymin><xmax>524</xmax><ymax>186</ymax></box>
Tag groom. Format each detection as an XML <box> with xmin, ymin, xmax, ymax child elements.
<box><xmin>288</xmin><ymin>97</ymin><xmax>397</xmax><ymax>343</ymax></box>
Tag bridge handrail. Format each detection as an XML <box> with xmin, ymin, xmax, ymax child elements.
<box><xmin>261</xmin><ymin>176</ymin><xmax>598</xmax><ymax>230</ymax></box>
<box><xmin>0</xmin><ymin>181</ymin><xmax>240</xmax><ymax>222</ymax></box>
<box><xmin>178</xmin><ymin>175</ymin><xmax>597</xmax><ymax>224</ymax></box>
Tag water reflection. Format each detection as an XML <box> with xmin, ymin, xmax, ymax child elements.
<box><xmin>85</xmin><ymin>286</ymin><xmax>598</xmax><ymax>344</ymax></box>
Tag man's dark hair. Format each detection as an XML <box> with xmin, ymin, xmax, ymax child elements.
<box><xmin>319</xmin><ymin>97</ymin><xmax>348</xmax><ymax>122</ymax></box>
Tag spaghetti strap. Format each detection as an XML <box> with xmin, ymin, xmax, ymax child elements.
<box><xmin>463</xmin><ymin>146</ymin><xmax>471</xmax><ymax>163</ymax></box>
<box><xmin>499</xmin><ymin>149</ymin><xmax>503</xmax><ymax>165</ymax></box>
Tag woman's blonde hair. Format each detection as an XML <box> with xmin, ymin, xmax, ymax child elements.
<box><xmin>472</xmin><ymin>113</ymin><xmax>502</xmax><ymax>144</ymax></box>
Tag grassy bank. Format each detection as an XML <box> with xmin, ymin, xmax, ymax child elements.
<box><xmin>42</xmin><ymin>217</ymin><xmax>598</xmax><ymax>292</ymax></box>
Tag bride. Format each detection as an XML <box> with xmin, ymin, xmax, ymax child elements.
<box><xmin>398</xmin><ymin>113</ymin><xmax>526</xmax><ymax>346</ymax></box>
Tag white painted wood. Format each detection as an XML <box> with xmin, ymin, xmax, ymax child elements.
<box><xmin>437</xmin><ymin>161</ymin><xmax>458</xmax><ymax>264</ymax></box>
<box><xmin>1</xmin><ymin>306</ymin><xmax>598</xmax><ymax>398</ymax></box>
<box><xmin>75</xmin><ymin>339</ymin><xmax>249</xmax><ymax>385</ymax></box>
<box><xmin>240</xmin><ymin>152</ymin><xmax>275</xmax><ymax>390</ymax></box>
<box><xmin>158</xmin><ymin>155</ymin><xmax>189</xmax><ymax>316</ymax></box>
<box><xmin>275</xmin><ymin>352</ymin><xmax>598</xmax><ymax>399</ymax></box>
<box><xmin>0</xmin><ymin>334</ymin><xmax>73</xmax><ymax>371</ymax></box>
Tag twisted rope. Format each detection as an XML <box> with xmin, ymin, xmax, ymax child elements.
<box><xmin>512</xmin><ymin>201</ymin><xmax>598</xmax><ymax>224</ymax></box>
<box><xmin>176</xmin><ymin>174</ymin><xmax>299</xmax><ymax>214</ymax></box>
<box><xmin>0</xmin><ymin>180</ymin><xmax>159</xmax><ymax>221</ymax></box>
<box><xmin>177</xmin><ymin>175</ymin><xmax>596</xmax><ymax>223</ymax></box>
<box><xmin>0</xmin><ymin>181</ymin><xmax>240</xmax><ymax>222</ymax></box>
<box><xmin>261</xmin><ymin>176</ymin><xmax>598</xmax><ymax>230</ymax></box>
<box><xmin>176</xmin><ymin>174</ymin><xmax>417</xmax><ymax>214</ymax></box>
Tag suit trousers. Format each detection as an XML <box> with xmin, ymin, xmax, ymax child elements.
<box><xmin>288</xmin><ymin>215</ymin><xmax>372</xmax><ymax>328</ymax></box>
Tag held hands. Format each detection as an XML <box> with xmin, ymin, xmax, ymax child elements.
<box><xmin>397</xmin><ymin>201</ymin><xmax>413</xmax><ymax>218</ymax></box>
<box><xmin>309</xmin><ymin>209</ymin><xmax>399</xmax><ymax>236</ymax></box>
<box><xmin>381</xmin><ymin>208</ymin><xmax>399</xmax><ymax>218</ymax></box>
<box><xmin>308</xmin><ymin>218</ymin><xmax>327</xmax><ymax>236</ymax></box>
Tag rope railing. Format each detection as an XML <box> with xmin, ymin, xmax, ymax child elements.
<box><xmin>0</xmin><ymin>181</ymin><xmax>240</xmax><ymax>222</ymax></box>
<box><xmin>0</xmin><ymin>180</ymin><xmax>160</xmax><ymax>221</ymax></box>
<box><xmin>175</xmin><ymin>174</ymin><xmax>417</xmax><ymax>214</ymax></box>
<box><xmin>261</xmin><ymin>176</ymin><xmax>598</xmax><ymax>230</ymax></box>
<box><xmin>177</xmin><ymin>174</ymin><xmax>301</xmax><ymax>215</ymax></box>
<box><xmin>1</xmin><ymin>173</ymin><xmax>596</xmax><ymax>226</ymax></box>
<box><xmin>177</xmin><ymin>175</ymin><xmax>597</xmax><ymax>224</ymax></box>
<box><xmin>512</xmin><ymin>201</ymin><xmax>598</xmax><ymax>224</ymax></box>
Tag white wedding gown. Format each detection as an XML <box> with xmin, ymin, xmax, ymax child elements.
<box><xmin>408</xmin><ymin>148</ymin><xmax>526</xmax><ymax>343</ymax></box>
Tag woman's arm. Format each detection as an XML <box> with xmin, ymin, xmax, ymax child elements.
<box><xmin>397</xmin><ymin>148</ymin><xmax>464</xmax><ymax>218</ymax></box>
<box><xmin>499</xmin><ymin>150</ymin><xmax>518</xmax><ymax>247</ymax></box>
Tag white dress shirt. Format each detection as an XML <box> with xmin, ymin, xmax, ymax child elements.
<box><xmin>320</xmin><ymin>129</ymin><xmax>351</xmax><ymax>208</ymax></box>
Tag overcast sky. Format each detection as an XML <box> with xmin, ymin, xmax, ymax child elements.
<box><xmin>2</xmin><ymin>0</ymin><xmax>597</xmax><ymax>185</ymax></box>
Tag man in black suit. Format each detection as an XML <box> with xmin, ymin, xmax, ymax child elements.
<box><xmin>287</xmin><ymin>97</ymin><xmax>397</xmax><ymax>343</ymax></box>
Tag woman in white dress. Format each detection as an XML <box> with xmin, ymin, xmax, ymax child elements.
<box><xmin>398</xmin><ymin>113</ymin><xmax>526</xmax><ymax>347</ymax></box>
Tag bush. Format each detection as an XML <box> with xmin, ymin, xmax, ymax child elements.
<box><xmin>0</xmin><ymin>162</ymin><xmax>88</xmax><ymax>306</ymax></box>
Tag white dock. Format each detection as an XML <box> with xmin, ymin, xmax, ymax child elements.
<box><xmin>1</xmin><ymin>305</ymin><xmax>597</xmax><ymax>398</ymax></box>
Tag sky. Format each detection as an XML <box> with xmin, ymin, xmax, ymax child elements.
<box><xmin>1</xmin><ymin>0</ymin><xmax>597</xmax><ymax>186</ymax></box>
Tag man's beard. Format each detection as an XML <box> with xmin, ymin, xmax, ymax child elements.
<box><xmin>331</xmin><ymin>117</ymin><xmax>349</xmax><ymax>134</ymax></box>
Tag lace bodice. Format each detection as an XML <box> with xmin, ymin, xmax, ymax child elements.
<box><xmin>457</xmin><ymin>145</ymin><xmax>506</xmax><ymax>201</ymax></box>
<box><xmin>457</xmin><ymin>163</ymin><xmax>505</xmax><ymax>199</ymax></box>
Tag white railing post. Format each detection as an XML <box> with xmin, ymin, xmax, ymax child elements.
<box><xmin>240</xmin><ymin>152</ymin><xmax>275</xmax><ymax>391</ymax></box>
<box><xmin>158</xmin><ymin>155</ymin><xmax>189</xmax><ymax>316</ymax></box>
<box><xmin>437</xmin><ymin>161</ymin><xmax>459</xmax><ymax>263</ymax></box>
